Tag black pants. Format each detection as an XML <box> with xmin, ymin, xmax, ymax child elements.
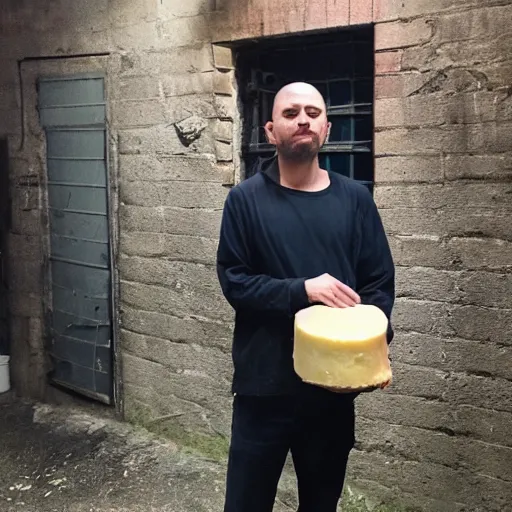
<box><xmin>223</xmin><ymin>385</ymin><xmax>356</xmax><ymax>512</ymax></box>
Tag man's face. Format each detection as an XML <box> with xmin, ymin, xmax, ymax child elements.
<box><xmin>264</xmin><ymin>84</ymin><xmax>330</xmax><ymax>162</ymax></box>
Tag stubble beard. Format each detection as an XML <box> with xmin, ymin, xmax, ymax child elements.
<box><xmin>277</xmin><ymin>135</ymin><xmax>323</xmax><ymax>163</ymax></box>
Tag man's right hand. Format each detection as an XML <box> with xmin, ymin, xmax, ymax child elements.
<box><xmin>304</xmin><ymin>273</ymin><xmax>361</xmax><ymax>308</ymax></box>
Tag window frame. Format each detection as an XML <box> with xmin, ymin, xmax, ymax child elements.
<box><xmin>235</xmin><ymin>27</ymin><xmax>375</xmax><ymax>193</ymax></box>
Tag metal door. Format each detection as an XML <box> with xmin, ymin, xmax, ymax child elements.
<box><xmin>38</xmin><ymin>74</ymin><xmax>113</xmax><ymax>404</ymax></box>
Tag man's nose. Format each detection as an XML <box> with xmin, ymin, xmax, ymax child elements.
<box><xmin>297</xmin><ymin>113</ymin><xmax>310</xmax><ymax>126</ymax></box>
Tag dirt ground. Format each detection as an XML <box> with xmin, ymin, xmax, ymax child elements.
<box><xmin>0</xmin><ymin>392</ymin><xmax>305</xmax><ymax>512</ymax></box>
<box><xmin>2</xmin><ymin>388</ymin><xmax>396</xmax><ymax>512</ymax></box>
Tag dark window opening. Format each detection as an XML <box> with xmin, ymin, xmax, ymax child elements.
<box><xmin>235</xmin><ymin>27</ymin><xmax>375</xmax><ymax>194</ymax></box>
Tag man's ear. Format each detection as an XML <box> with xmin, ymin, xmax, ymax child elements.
<box><xmin>326</xmin><ymin>121</ymin><xmax>332</xmax><ymax>141</ymax></box>
<box><xmin>264</xmin><ymin>121</ymin><xmax>276</xmax><ymax>145</ymax></box>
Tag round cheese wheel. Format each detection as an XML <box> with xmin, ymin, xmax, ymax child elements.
<box><xmin>293</xmin><ymin>304</ymin><xmax>392</xmax><ymax>392</ymax></box>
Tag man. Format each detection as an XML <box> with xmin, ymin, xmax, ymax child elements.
<box><xmin>216</xmin><ymin>82</ymin><xmax>395</xmax><ymax>512</ymax></box>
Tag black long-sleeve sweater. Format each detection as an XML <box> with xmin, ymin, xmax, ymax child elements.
<box><xmin>216</xmin><ymin>157</ymin><xmax>395</xmax><ymax>396</ymax></box>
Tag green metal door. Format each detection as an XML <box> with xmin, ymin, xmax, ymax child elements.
<box><xmin>38</xmin><ymin>73</ymin><xmax>113</xmax><ymax>404</ymax></box>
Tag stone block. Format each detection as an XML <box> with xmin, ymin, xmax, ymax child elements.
<box><xmin>8</xmin><ymin>292</ymin><xmax>43</xmax><ymax>317</ymax></box>
<box><xmin>357</xmin><ymin>417</ymin><xmax>512</xmax><ymax>482</ymax></box>
<box><xmin>447</xmin><ymin>237</ymin><xmax>512</xmax><ymax>271</ymax></box>
<box><xmin>108</xmin><ymin>0</ymin><xmax>157</xmax><ymax>27</ymax></box>
<box><xmin>215</xmin><ymin>141</ymin><xmax>233</xmax><ymax>162</ymax></box>
<box><xmin>111</xmin><ymin>21</ymin><xmax>160</xmax><ymax>52</ymax></box>
<box><xmin>161</xmin><ymin>73</ymin><xmax>214</xmax><ymax>97</ymax></box>
<box><xmin>374</xmin><ymin>0</ymin><xmax>500</xmax><ymax>22</ymax></box>
<box><xmin>375</xmin><ymin>123</ymin><xmax>512</xmax><ymax>155</ymax></box>
<box><xmin>121</xmin><ymin>306</ymin><xmax>232</xmax><ymax>351</ymax></box>
<box><xmin>395</xmin><ymin>266</ymin><xmax>460</xmax><ymax>303</ymax></box>
<box><xmin>160</xmin><ymin>15</ymin><xmax>211</xmax><ymax>48</ymax></box>
<box><xmin>118</xmin><ymin>125</ymin><xmax>184</xmax><ymax>155</ymax></box>
<box><xmin>326</xmin><ymin>0</ymin><xmax>350</xmax><ymax>27</ymax></box>
<box><xmin>374</xmin><ymin>51</ymin><xmax>402</xmax><ymax>75</ymax></box>
<box><xmin>118</xmin><ymin>121</ymin><xmax>215</xmax><ymax>156</ymax></box>
<box><xmin>443</xmin><ymin>154</ymin><xmax>512</xmax><ymax>181</ymax></box>
<box><xmin>120</xmin><ymin>232</ymin><xmax>218</xmax><ymax>265</ymax></box>
<box><xmin>120</xmin><ymin>205</ymin><xmax>223</xmax><ymax>238</ymax></box>
<box><xmin>112</xmin><ymin>99</ymin><xmax>167</xmax><ymax>128</ymax></box>
<box><xmin>380</xmin><ymin>207</ymin><xmax>512</xmax><ymax>241</ymax></box>
<box><xmin>9</xmin><ymin>158</ymin><xmax>38</xmax><ymax>181</ymax></box>
<box><xmin>388</xmin><ymin>234</ymin><xmax>452</xmax><ymax>269</ymax></box>
<box><xmin>404</xmin><ymin>34</ymin><xmax>512</xmax><ymax>72</ymax></box>
<box><xmin>213</xmin><ymin>71</ymin><xmax>234</xmax><ymax>96</ymax></box>
<box><xmin>157</xmin><ymin>0</ymin><xmax>214</xmax><ymax>19</ymax></box>
<box><xmin>210</xmin><ymin>2</ymin><xmax>263</xmax><ymax>42</ymax></box>
<box><xmin>167</xmin><ymin>93</ymin><xmax>219</xmax><ymax>122</ymax></box>
<box><xmin>122</xmin><ymin>351</ymin><xmax>230</xmax><ymax>433</ymax></box>
<box><xmin>375</xmin><ymin>18</ymin><xmax>433</xmax><ymax>50</ymax></box>
<box><xmin>120</xmin><ymin>180</ymin><xmax>228</xmax><ymax>208</ymax></box>
<box><xmin>111</xmin><ymin>76</ymin><xmax>161</xmax><ymax>100</ymax></box>
<box><xmin>350</xmin><ymin>0</ymin><xmax>372</xmax><ymax>25</ymax></box>
<box><xmin>391</xmin><ymin>332</ymin><xmax>512</xmax><ymax>381</ymax></box>
<box><xmin>374</xmin><ymin>71</ymin><xmax>436</xmax><ymax>99</ymax></box>
<box><xmin>119</xmin><ymin>154</ymin><xmax>224</xmax><ymax>182</ymax></box>
<box><xmin>212</xmin><ymin>45</ymin><xmax>234</xmax><ymax>71</ymax></box>
<box><xmin>374</xmin><ymin>183</ymin><xmax>512</xmax><ymax>210</ymax></box>
<box><xmin>393</xmin><ymin>297</ymin><xmax>512</xmax><ymax>346</ymax></box>
<box><xmin>122</xmin><ymin>330</ymin><xmax>231</xmax><ymax>381</ymax></box>
<box><xmin>392</xmin><ymin>297</ymin><xmax>451</xmax><ymax>336</ymax></box>
<box><xmin>388</xmin><ymin>235</ymin><xmax>512</xmax><ymax>271</ymax></box>
<box><xmin>388</xmin><ymin>362</ymin><xmax>512</xmax><ymax>413</ymax></box>
<box><xmin>120</xmin><ymin>257</ymin><xmax>232</xmax><ymax>321</ymax></box>
<box><xmin>460</xmin><ymin>271</ymin><xmax>512</xmax><ymax>309</ymax></box>
<box><xmin>7</xmin><ymin>234</ymin><xmax>42</xmax><ymax>261</ymax></box>
<box><xmin>212</xmin><ymin>119</ymin><xmax>233</xmax><ymax>142</ymax></box>
<box><xmin>8</xmin><ymin>260</ymin><xmax>42</xmax><ymax>293</ymax></box>
<box><xmin>122</xmin><ymin>347</ymin><xmax>231</xmax><ymax>405</ymax></box>
<box><xmin>112</xmin><ymin>47</ymin><xmax>214</xmax><ymax>78</ymax></box>
<box><xmin>448</xmin><ymin>305</ymin><xmax>512</xmax><ymax>347</ymax></box>
<box><xmin>0</xmin><ymin>59</ymin><xmax>19</xmax><ymax>86</ymax></box>
<box><xmin>357</xmin><ymin>392</ymin><xmax>512</xmax><ymax>447</ymax></box>
<box><xmin>374</xmin><ymin>156</ymin><xmax>443</xmax><ymax>183</ymax></box>
<box><xmin>0</xmin><ymin>84</ymin><xmax>19</xmax><ymax>110</ymax></box>
<box><xmin>0</xmin><ymin>108</ymin><xmax>21</xmax><ymax>135</ymax></box>
<box><xmin>214</xmin><ymin>95</ymin><xmax>236</xmax><ymax>120</ymax></box>
<box><xmin>10</xmin><ymin>186</ymin><xmax>39</xmax><ymax>212</ymax></box>
<box><xmin>437</xmin><ymin>4</ymin><xmax>512</xmax><ymax>44</ymax></box>
<box><xmin>375</xmin><ymin>91</ymin><xmax>512</xmax><ymax>129</ymax></box>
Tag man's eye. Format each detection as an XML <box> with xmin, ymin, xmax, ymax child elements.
<box><xmin>307</xmin><ymin>110</ymin><xmax>320</xmax><ymax>118</ymax></box>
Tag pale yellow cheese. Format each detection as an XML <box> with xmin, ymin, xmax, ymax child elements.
<box><xmin>293</xmin><ymin>304</ymin><xmax>392</xmax><ymax>391</ymax></box>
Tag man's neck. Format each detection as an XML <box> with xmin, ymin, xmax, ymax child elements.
<box><xmin>277</xmin><ymin>155</ymin><xmax>330</xmax><ymax>192</ymax></box>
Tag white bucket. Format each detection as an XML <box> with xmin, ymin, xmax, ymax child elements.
<box><xmin>0</xmin><ymin>355</ymin><xmax>10</xmax><ymax>393</ymax></box>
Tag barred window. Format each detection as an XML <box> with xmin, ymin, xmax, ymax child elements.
<box><xmin>236</xmin><ymin>27</ymin><xmax>374</xmax><ymax>194</ymax></box>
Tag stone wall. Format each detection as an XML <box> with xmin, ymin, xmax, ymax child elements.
<box><xmin>0</xmin><ymin>0</ymin><xmax>511</xmax><ymax>510</ymax></box>
<box><xmin>362</xmin><ymin>2</ymin><xmax>512</xmax><ymax>511</ymax></box>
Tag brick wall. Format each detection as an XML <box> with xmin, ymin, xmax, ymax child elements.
<box><xmin>0</xmin><ymin>0</ymin><xmax>511</xmax><ymax>510</ymax></box>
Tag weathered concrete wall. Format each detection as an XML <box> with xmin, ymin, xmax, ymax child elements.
<box><xmin>1</xmin><ymin>0</ymin><xmax>511</xmax><ymax>510</ymax></box>
<box><xmin>360</xmin><ymin>2</ymin><xmax>512</xmax><ymax>511</ymax></box>
<box><xmin>0</xmin><ymin>0</ymin><xmax>238</xmax><ymax>433</ymax></box>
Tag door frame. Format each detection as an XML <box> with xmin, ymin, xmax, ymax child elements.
<box><xmin>19</xmin><ymin>55</ymin><xmax>123</xmax><ymax>414</ymax></box>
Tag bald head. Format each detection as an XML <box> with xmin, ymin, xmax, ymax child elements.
<box><xmin>264</xmin><ymin>81</ymin><xmax>330</xmax><ymax>162</ymax></box>
<box><xmin>272</xmin><ymin>82</ymin><xmax>326</xmax><ymax>119</ymax></box>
